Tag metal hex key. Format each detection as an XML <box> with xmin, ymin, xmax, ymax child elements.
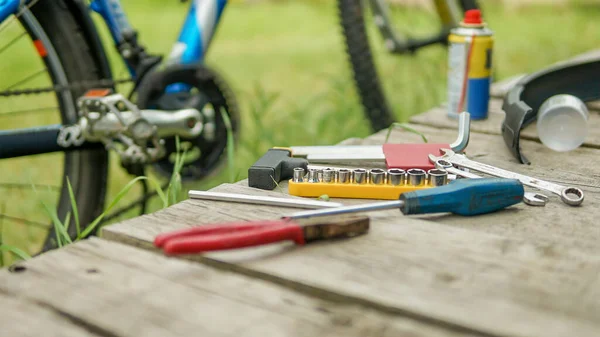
<box><xmin>430</xmin><ymin>149</ymin><xmax>584</xmax><ymax>206</ymax></box>
<box><xmin>188</xmin><ymin>191</ymin><xmax>343</xmax><ymax>209</ymax></box>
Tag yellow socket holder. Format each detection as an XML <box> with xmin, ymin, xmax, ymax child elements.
<box><xmin>287</xmin><ymin>180</ymin><xmax>432</xmax><ymax>200</ymax></box>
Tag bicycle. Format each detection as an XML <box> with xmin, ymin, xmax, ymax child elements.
<box><xmin>338</xmin><ymin>0</ymin><xmax>480</xmax><ymax>130</ymax></box>
<box><xmin>0</xmin><ymin>0</ymin><xmax>476</xmax><ymax>259</ymax></box>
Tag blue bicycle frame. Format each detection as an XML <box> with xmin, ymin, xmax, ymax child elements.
<box><xmin>91</xmin><ymin>0</ymin><xmax>227</xmax><ymax>76</ymax></box>
<box><xmin>0</xmin><ymin>0</ymin><xmax>227</xmax><ymax>159</ymax></box>
<box><xmin>1</xmin><ymin>0</ymin><xmax>227</xmax><ymax>70</ymax></box>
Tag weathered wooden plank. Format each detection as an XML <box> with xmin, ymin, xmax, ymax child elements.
<box><xmin>0</xmin><ymin>291</ymin><xmax>97</xmax><ymax>337</ymax></box>
<box><xmin>410</xmin><ymin>97</ymin><xmax>600</xmax><ymax>148</ymax></box>
<box><xmin>0</xmin><ymin>238</ymin><xmax>482</xmax><ymax>337</ymax></box>
<box><xmin>102</xmin><ymin>123</ymin><xmax>600</xmax><ymax>337</ymax></box>
<box><xmin>104</xmin><ymin>197</ymin><xmax>600</xmax><ymax>337</ymax></box>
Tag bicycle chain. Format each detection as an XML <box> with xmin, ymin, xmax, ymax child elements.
<box><xmin>0</xmin><ymin>78</ymin><xmax>134</xmax><ymax>97</ymax></box>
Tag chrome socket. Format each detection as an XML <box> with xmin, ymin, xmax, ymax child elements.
<box><xmin>338</xmin><ymin>168</ymin><xmax>351</xmax><ymax>184</ymax></box>
<box><xmin>370</xmin><ymin>168</ymin><xmax>386</xmax><ymax>185</ymax></box>
<box><xmin>353</xmin><ymin>169</ymin><xmax>368</xmax><ymax>184</ymax></box>
<box><xmin>307</xmin><ymin>168</ymin><xmax>320</xmax><ymax>183</ymax></box>
<box><xmin>293</xmin><ymin>167</ymin><xmax>305</xmax><ymax>183</ymax></box>
<box><xmin>322</xmin><ymin>168</ymin><xmax>336</xmax><ymax>183</ymax></box>
<box><xmin>387</xmin><ymin>169</ymin><xmax>406</xmax><ymax>186</ymax></box>
<box><xmin>407</xmin><ymin>168</ymin><xmax>426</xmax><ymax>186</ymax></box>
<box><xmin>427</xmin><ymin>169</ymin><xmax>448</xmax><ymax>186</ymax></box>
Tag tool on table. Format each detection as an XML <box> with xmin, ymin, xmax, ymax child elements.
<box><xmin>248</xmin><ymin>148</ymin><xmax>309</xmax><ymax>190</ymax></box>
<box><xmin>288</xmin><ymin>167</ymin><xmax>448</xmax><ymax>200</ymax></box>
<box><xmin>447</xmin><ymin>9</ymin><xmax>493</xmax><ymax>120</ymax></box>
<box><xmin>246</xmin><ymin>148</ymin><xmax>388</xmax><ymax>190</ymax></box>
<box><xmin>248</xmin><ymin>113</ymin><xmax>471</xmax><ymax>190</ymax></box>
<box><xmin>429</xmin><ymin>148</ymin><xmax>584</xmax><ymax>206</ymax></box>
<box><xmin>433</xmin><ymin>159</ymin><xmax>548</xmax><ymax>206</ymax></box>
<box><xmin>289</xmin><ymin>178</ymin><xmax>524</xmax><ymax>219</ymax></box>
<box><xmin>188</xmin><ymin>190</ymin><xmax>343</xmax><ymax>209</ymax></box>
<box><xmin>153</xmin><ymin>215</ymin><xmax>370</xmax><ymax>255</ymax></box>
<box><xmin>291</xmin><ymin>112</ymin><xmax>471</xmax><ymax>171</ymax></box>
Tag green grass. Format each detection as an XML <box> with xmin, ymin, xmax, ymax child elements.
<box><xmin>1</xmin><ymin>0</ymin><xmax>600</xmax><ymax>264</ymax></box>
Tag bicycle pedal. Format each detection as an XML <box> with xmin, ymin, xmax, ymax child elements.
<box><xmin>288</xmin><ymin>167</ymin><xmax>448</xmax><ymax>200</ymax></box>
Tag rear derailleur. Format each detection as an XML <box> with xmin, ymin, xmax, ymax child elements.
<box><xmin>63</xmin><ymin>64</ymin><xmax>239</xmax><ymax>214</ymax></box>
<box><xmin>74</xmin><ymin>90</ymin><xmax>203</xmax><ymax>167</ymax></box>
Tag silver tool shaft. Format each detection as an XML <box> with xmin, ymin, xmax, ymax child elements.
<box><xmin>431</xmin><ymin>149</ymin><xmax>583</xmax><ymax>206</ymax></box>
<box><xmin>188</xmin><ymin>191</ymin><xmax>343</xmax><ymax>209</ymax></box>
<box><xmin>289</xmin><ymin>200</ymin><xmax>404</xmax><ymax>219</ymax></box>
<box><xmin>289</xmin><ymin>112</ymin><xmax>471</xmax><ymax>164</ymax></box>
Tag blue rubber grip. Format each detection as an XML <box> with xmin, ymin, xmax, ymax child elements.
<box><xmin>399</xmin><ymin>178</ymin><xmax>524</xmax><ymax>216</ymax></box>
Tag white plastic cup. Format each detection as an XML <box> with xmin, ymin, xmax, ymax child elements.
<box><xmin>536</xmin><ymin>94</ymin><xmax>589</xmax><ymax>152</ymax></box>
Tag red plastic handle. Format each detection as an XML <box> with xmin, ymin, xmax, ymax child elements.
<box><xmin>156</xmin><ymin>221</ymin><xmax>306</xmax><ymax>255</ymax></box>
<box><xmin>153</xmin><ymin>220</ymin><xmax>284</xmax><ymax>248</ymax></box>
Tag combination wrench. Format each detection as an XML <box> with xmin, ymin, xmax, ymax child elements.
<box><xmin>429</xmin><ymin>149</ymin><xmax>584</xmax><ymax>206</ymax></box>
<box><xmin>433</xmin><ymin>159</ymin><xmax>549</xmax><ymax>206</ymax></box>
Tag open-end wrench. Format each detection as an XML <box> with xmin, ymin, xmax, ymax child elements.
<box><xmin>433</xmin><ymin>158</ymin><xmax>549</xmax><ymax>206</ymax></box>
<box><xmin>429</xmin><ymin>149</ymin><xmax>584</xmax><ymax>206</ymax></box>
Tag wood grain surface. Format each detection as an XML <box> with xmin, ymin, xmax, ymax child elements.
<box><xmin>102</xmin><ymin>121</ymin><xmax>600</xmax><ymax>337</ymax></box>
<box><xmin>0</xmin><ymin>290</ymin><xmax>97</xmax><ymax>337</ymax></box>
<box><xmin>0</xmin><ymin>238</ymin><xmax>482</xmax><ymax>337</ymax></box>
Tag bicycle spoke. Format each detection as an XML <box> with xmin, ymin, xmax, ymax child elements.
<box><xmin>0</xmin><ymin>213</ymin><xmax>51</xmax><ymax>229</ymax></box>
<box><xmin>0</xmin><ymin>106</ymin><xmax>59</xmax><ymax>117</ymax></box>
<box><xmin>0</xmin><ymin>31</ymin><xmax>27</xmax><ymax>57</ymax></box>
<box><xmin>2</xmin><ymin>68</ymin><xmax>46</xmax><ymax>90</ymax></box>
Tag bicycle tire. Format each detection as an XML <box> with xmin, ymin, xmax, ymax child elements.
<box><xmin>18</xmin><ymin>1</ymin><xmax>109</xmax><ymax>252</ymax></box>
<box><xmin>338</xmin><ymin>0</ymin><xmax>479</xmax><ymax>131</ymax></box>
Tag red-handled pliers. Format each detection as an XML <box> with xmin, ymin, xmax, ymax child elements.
<box><xmin>154</xmin><ymin>215</ymin><xmax>370</xmax><ymax>255</ymax></box>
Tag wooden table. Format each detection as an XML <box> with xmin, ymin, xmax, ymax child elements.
<box><xmin>2</xmin><ymin>69</ymin><xmax>600</xmax><ymax>337</ymax></box>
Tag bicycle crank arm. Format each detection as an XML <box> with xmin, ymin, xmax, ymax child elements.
<box><xmin>80</xmin><ymin>108</ymin><xmax>203</xmax><ymax>141</ymax></box>
<box><xmin>0</xmin><ymin>107</ymin><xmax>203</xmax><ymax>160</ymax></box>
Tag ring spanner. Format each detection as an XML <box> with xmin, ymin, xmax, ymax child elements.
<box><xmin>429</xmin><ymin>149</ymin><xmax>584</xmax><ymax>206</ymax></box>
<box><xmin>433</xmin><ymin>159</ymin><xmax>549</xmax><ymax>206</ymax></box>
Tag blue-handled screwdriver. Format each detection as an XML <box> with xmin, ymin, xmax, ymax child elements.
<box><xmin>287</xmin><ymin>178</ymin><xmax>524</xmax><ymax>219</ymax></box>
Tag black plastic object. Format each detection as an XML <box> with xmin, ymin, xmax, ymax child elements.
<box><xmin>501</xmin><ymin>56</ymin><xmax>600</xmax><ymax>164</ymax></box>
<box><xmin>248</xmin><ymin>149</ymin><xmax>308</xmax><ymax>190</ymax></box>
<box><xmin>136</xmin><ymin>63</ymin><xmax>239</xmax><ymax>181</ymax></box>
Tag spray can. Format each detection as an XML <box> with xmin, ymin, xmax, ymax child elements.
<box><xmin>447</xmin><ymin>9</ymin><xmax>493</xmax><ymax>120</ymax></box>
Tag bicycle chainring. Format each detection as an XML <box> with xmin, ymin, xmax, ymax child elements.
<box><xmin>135</xmin><ymin>63</ymin><xmax>240</xmax><ymax>182</ymax></box>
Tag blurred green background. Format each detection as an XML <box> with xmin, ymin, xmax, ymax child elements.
<box><xmin>0</xmin><ymin>0</ymin><xmax>598</xmax><ymax>263</ymax></box>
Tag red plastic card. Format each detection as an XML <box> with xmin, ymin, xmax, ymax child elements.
<box><xmin>382</xmin><ymin>143</ymin><xmax>449</xmax><ymax>171</ymax></box>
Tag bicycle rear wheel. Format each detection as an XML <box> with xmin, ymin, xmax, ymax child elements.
<box><xmin>338</xmin><ymin>0</ymin><xmax>479</xmax><ymax>131</ymax></box>
<box><xmin>0</xmin><ymin>0</ymin><xmax>109</xmax><ymax>259</ymax></box>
